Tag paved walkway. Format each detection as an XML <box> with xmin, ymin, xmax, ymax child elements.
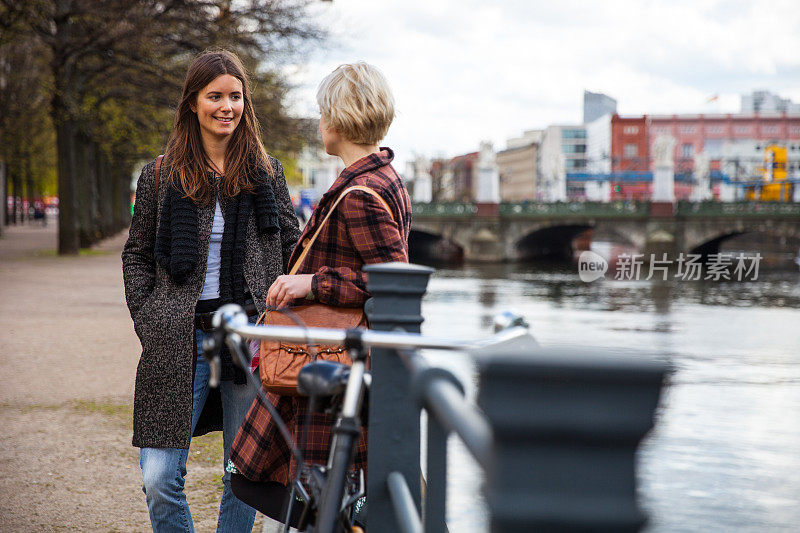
<box><xmin>0</xmin><ymin>221</ymin><xmax>266</xmax><ymax>531</ymax></box>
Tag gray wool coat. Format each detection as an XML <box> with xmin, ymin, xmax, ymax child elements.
<box><xmin>122</xmin><ymin>156</ymin><xmax>301</xmax><ymax>449</ymax></box>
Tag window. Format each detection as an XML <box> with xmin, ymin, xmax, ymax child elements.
<box><xmin>790</xmin><ymin>126</ymin><xmax>800</xmax><ymax>135</ymax></box>
<box><xmin>680</xmin><ymin>125</ymin><xmax>696</xmax><ymax>134</ymax></box>
<box><xmin>623</xmin><ymin>126</ymin><xmax>639</xmax><ymax>135</ymax></box>
<box><xmin>735</xmin><ymin>125</ymin><xmax>751</xmax><ymax>135</ymax></box>
<box><xmin>763</xmin><ymin>125</ymin><xmax>779</xmax><ymax>135</ymax></box>
<box><xmin>562</xmin><ymin>144</ymin><xmax>586</xmax><ymax>154</ymax></box>
<box><xmin>624</xmin><ymin>143</ymin><xmax>638</xmax><ymax>158</ymax></box>
<box><xmin>562</xmin><ymin>129</ymin><xmax>587</xmax><ymax>139</ymax></box>
<box><xmin>652</xmin><ymin>126</ymin><xmax>669</xmax><ymax>134</ymax></box>
<box><xmin>706</xmin><ymin>125</ymin><xmax>724</xmax><ymax>135</ymax></box>
<box><xmin>681</xmin><ymin>143</ymin><xmax>694</xmax><ymax>158</ymax></box>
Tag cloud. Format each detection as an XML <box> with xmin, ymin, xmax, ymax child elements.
<box><xmin>286</xmin><ymin>0</ymin><xmax>800</xmax><ymax>164</ymax></box>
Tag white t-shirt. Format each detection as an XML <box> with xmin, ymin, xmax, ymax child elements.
<box><xmin>199</xmin><ymin>200</ymin><xmax>224</xmax><ymax>300</ymax></box>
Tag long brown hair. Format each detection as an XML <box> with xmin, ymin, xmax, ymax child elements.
<box><xmin>164</xmin><ymin>49</ymin><xmax>272</xmax><ymax>205</ymax></box>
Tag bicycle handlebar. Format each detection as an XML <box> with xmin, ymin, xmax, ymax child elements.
<box><xmin>211</xmin><ymin>303</ymin><xmax>534</xmax><ymax>353</ymax></box>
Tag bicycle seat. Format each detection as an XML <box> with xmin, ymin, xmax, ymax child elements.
<box><xmin>297</xmin><ymin>361</ymin><xmax>350</xmax><ymax>397</ymax></box>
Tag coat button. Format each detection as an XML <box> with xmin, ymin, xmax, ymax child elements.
<box><xmin>302</xmin><ymin>238</ymin><xmax>310</xmax><ymax>248</ymax></box>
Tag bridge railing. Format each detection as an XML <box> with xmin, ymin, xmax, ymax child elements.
<box><xmin>499</xmin><ymin>201</ymin><xmax>650</xmax><ymax>217</ymax></box>
<box><xmin>411</xmin><ymin>200</ymin><xmax>800</xmax><ymax>219</ymax></box>
<box><xmin>411</xmin><ymin>203</ymin><xmax>478</xmax><ymax>217</ymax></box>
<box><xmin>675</xmin><ymin>201</ymin><xmax>800</xmax><ymax>217</ymax></box>
<box><xmin>364</xmin><ymin>262</ymin><xmax>668</xmax><ymax>532</ymax></box>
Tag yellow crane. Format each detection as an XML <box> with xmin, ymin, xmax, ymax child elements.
<box><xmin>745</xmin><ymin>144</ymin><xmax>793</xmax><ymax>201</ymax></box>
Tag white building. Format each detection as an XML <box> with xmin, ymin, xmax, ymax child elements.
<box><xmin>741</xmin><ymin>90</ymin><xmax>800</xmax><ymax>114</ymax></box>
<box><xmin>539</xmin><ymin>125</ymin><xmax>585</xmax><ymax>201</ymax></box>
<box><xmin>297</xmin><ymin>144</ymin><xmax>343</xmax><ymax>202</ymax></box>
<box><xmin>585</xmin><ymin>113</ymin><xmax>612</xmax><ymax>174</ymax></box>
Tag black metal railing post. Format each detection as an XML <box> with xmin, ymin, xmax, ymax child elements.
<box><xmin>477</xmin><ymin>346</ymin><xmax>667</xmax><ymax>532</ymax></box>
<box><xmin>364</xmin><ymin>262</ymin><xmax>434</xmax><ymax>533</ymax></box>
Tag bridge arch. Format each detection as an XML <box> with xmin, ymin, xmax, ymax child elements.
<box><xmin>408</xmin><ymin>228</ymin><xmax>465</xmax><ymax>264</ymax></box>
<box><xmin>686</xmin><ymin>221</ymin><xmax>800</xmax><ymax>257</ymax></box>
<box><xmin>514</xmin><ymin>223</ymin><xmax>593</xmax><ymax>261</ymax></box>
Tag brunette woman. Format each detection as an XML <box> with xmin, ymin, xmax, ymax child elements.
<box><xmin>122</xmin><ymin>50</ymin><xmax>301</xmax><ymax>532</ymax></box>
<box><xmin>227</xmin><ymin>62</ymin><xmax>411</xmax><ymax>527</ymax></box>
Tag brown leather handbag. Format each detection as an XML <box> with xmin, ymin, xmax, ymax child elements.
<box><xmin>258</xmin><ymin>185</ymin><xmax>393</xmax><ymax>396</ymax></box>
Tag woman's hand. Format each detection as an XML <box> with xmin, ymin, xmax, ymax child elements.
<box><xmin>266</xmin><ymin>274</ymin><xmax>314</xmax><ymax>309</ymax></box>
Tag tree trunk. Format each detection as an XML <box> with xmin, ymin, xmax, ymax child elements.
<box><xmin>53</xmin><ymin>0</ymin><xmax>80</xmax><ymax>254</ymax></box>
<box><xmin>110</xmin><ymin>155</ymin><xmax>132</xmax><ymax>233</ymax></box>
<box><xmin>75</xmin><ymin>131</ymin><xmax>93</xmax><ymax>248</ymax></box>
<box><xmin>56</xmin><ymin>118</ymin><xmax>79</xmax><ymax>254</ymax></box>
<box><xmin>97</xmin><ymin>146</ymin><xmax>113</xmax><ymax>238</ymax></box>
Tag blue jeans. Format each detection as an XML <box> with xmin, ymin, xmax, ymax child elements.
<box><xmin>140</xmin><ymin>325</ymin><xmax>258</xmax><ymax>533</ymax></box>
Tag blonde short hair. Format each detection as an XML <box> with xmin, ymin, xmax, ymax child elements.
<box><xmin>316</xmin><ymin>62</ymin><xmax>395</xmax><ymax>145</ymax></box>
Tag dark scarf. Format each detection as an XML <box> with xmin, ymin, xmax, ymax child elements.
<box><xmin>154</xmin><ymin>165</ymin><xmax>280</xmax><ymax>293</ymax></box>
<box><xmin>154</xmin><ymin>165</ymin><xmax>280</xmax><ymax>383</ymax></box>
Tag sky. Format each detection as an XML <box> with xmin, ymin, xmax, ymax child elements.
<box><xmin>282</xmin><ymin>0</ymin><xmax>800</xmax><ymax>166</ymax></box>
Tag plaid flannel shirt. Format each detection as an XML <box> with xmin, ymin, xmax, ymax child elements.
<box><xmin>230</xmin><ymin>148</ymin><xmax>411</xmax><ymax>484</ymax></box>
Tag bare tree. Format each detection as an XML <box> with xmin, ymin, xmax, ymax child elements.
<box><xmin>1</xmin><ymin>0</ymin><xmax>324</xmax><ymax>253</ymax></box>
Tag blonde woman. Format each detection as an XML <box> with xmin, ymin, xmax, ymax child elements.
<box><xmin>228</xmin><ymin>62</ymin><xmax>411</xmax><ymax>527</ymax></box>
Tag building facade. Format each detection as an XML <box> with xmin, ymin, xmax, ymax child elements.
<box><xmin>647</xmin><ymin>113</ymin><xmax>800</xmax><ymax>177</ymax></box>
<box><xmin>610</xmin><ymin>115</ymin><xmax>649</xmax><ymax>172</ymax></box>
<box><xmin>583</xmin><ymin>91</ymin><xmax>617</xmax><ymax>124</ymax></box>
<box><xmin>539</xmin><ymin>125</ymin><xmax>583</xmax><ymax>201</ymax></box>
<box><xmin>497</xmin><ymin>130</ymin><xmax>540</xmax><ymax>201</ymax></box>
<box><xmin>585</xmin><ymin>113</ymin><xmax>612</xmax><ymax>174</ymax></box>
<box><xmin>741</xmin><ymin>90</ymin><xmax>800</xmax><ymax>114</ymax></box>
<box><xmin>448</xmin><ymin>152</ymin><xmax>479</xmax><ymax>202</ymax></box>
<box><xmin>297</xmin><ymin>144</ymin><xmax>344</xmax><ymax>201</ymax></box>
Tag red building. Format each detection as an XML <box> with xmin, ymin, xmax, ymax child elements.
<box><xmin>610</xmin><ymin>115</ymin><xmax>649</xmax><ymax>172</ymax></box>
<box><xmin>648</xmin><ymin>113</ymin><xmax>800</xmax><ymax>175</ymax></box>
<box><xmin>448</xmin><ymin>152</ymin><xmax>478</xmax><ymax>202</ymax></box>
<box><xmin>611</xmin><ymin>112</ymin><xmax>800</xmax><ymax>175</ymax></box>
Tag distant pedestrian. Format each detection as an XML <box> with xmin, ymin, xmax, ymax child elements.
<box><xmin>122</xmin><ymin>49</ymin><xmax>300</xmax><ymax>532</ymax></box>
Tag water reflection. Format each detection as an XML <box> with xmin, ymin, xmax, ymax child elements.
<box><xmin>421</xmin><ymin>258</ymin><xmax>800</xmax><ymax>532</ymax></box>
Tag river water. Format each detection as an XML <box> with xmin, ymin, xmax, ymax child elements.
<box><xmin>417</xmin><ymin>250</ymin><xmax>800</xmax><ymax>532</ymax></box>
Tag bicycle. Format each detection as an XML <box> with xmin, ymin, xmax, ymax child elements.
<box><xmin>202</xmin><ymin>303</ymin><xmax>532</xmax><ymax>533</ymax></box>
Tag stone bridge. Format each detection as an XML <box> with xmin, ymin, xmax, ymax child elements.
<box><xmin>410</xmin><ymin>201</ymin><xmax>800</xmax><ymax>262</ymax></box>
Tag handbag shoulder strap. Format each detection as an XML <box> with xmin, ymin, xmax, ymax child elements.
<box><xmin>289</xmin><ymin>185</ymin><xmax>394</xmax><ymax>275</ymax></box>
<box><xmin>154</xmin><ymin>154</ymin><xmax>164</xmax><ymax>196</ymax></box>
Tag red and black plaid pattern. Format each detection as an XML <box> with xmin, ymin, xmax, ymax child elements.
<box><xmin>230</xmin><ymin>148</ymin><xmax>411</xmax><ymax>483</ymax></box>
<box><xmin>299</xmin><ymin>147</ymin><xmax>411</xmax><ymax>307</ymax></box>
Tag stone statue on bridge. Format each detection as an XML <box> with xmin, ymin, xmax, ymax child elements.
<box><xmin>652</xmin><ymin>135</ymin><xmax>677</xmax><ymax>168</ymax></box>
<box><xmin>476</xmin><ymin>141</ymin><xmax>500</xmax><ymax>203</ymax></box>
<box><xmin>411</xmin><ymin>155</ymin><xmax>433</xmax><ymax>203</ymax></box>
<box><xmin>652</xmin><ymin>134</ymin><xmax>677</xmax><ymax>203</ymax></box>
<box><xmin>691</xmin><ymin>152</ymin><xmax>712</xmax><ymax>202</ymax></box>
<box><xmin>542</xmin><ymin>150</ymin><xmax>567</xmax><ymax>202</ymax></box>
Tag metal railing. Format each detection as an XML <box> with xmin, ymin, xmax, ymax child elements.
<box><xmin>675</xmin><ymin>200</ymin><xmax>800</xmax><ymax>217</ymax></box>
<box><xmin>367</xmin><ymin>263</ymin><xmax>667</xmax><ymax>532</ymax></box>
<box><xmin>499</xmin><ymin>200</ymin><xmax>650</xmax><ymax>218</ymax></box>
<box><xmin>412</xmin><ymin>200</ymin><xmax>800</xmax><ymax>220</ymax></box>
<box><xmin>411</xmin><ymin>203</ymin><xmax>479</xmax><ymax>217</ymax></box>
